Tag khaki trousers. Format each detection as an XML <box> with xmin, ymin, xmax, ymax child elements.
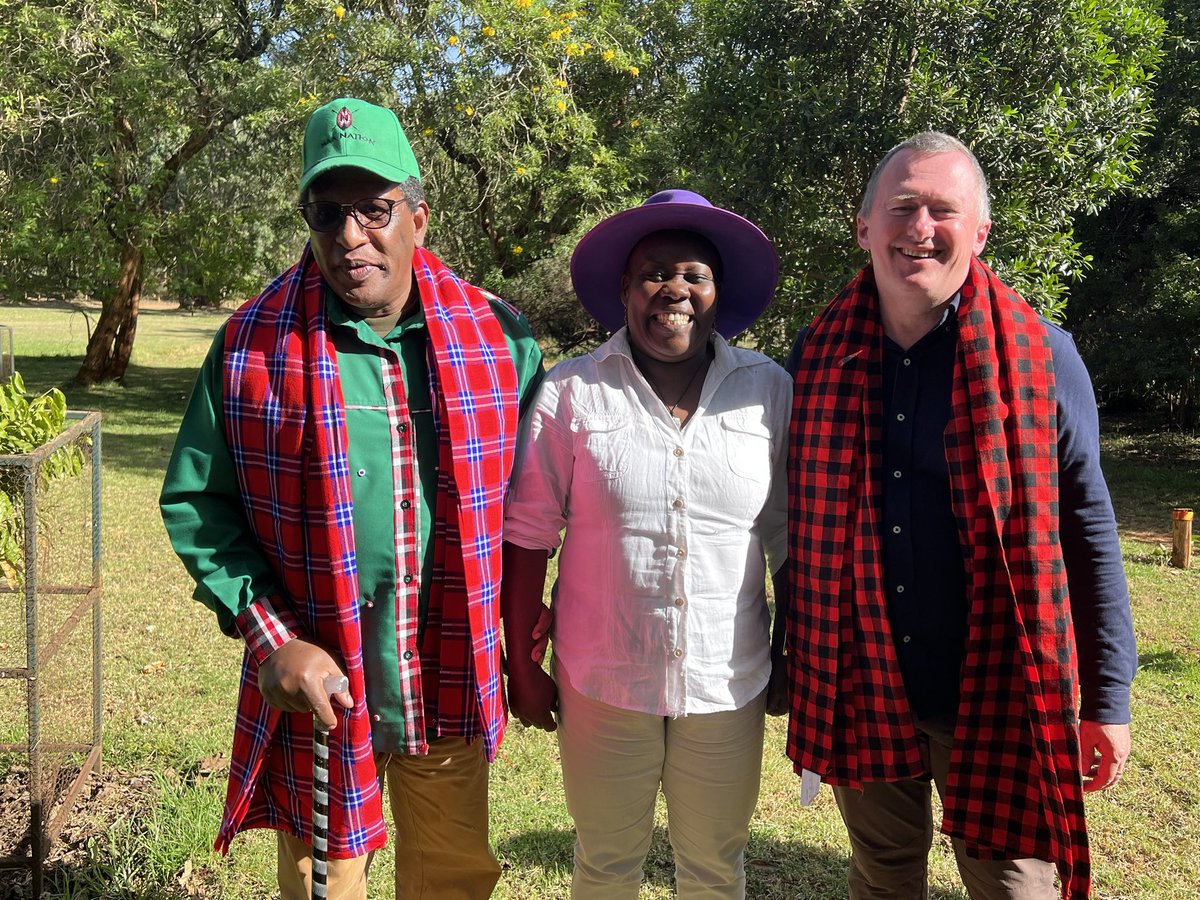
<box><xmin>832</xmin><ymin>715</ymin><xmax>1057</xmax><ymax>900</ymax></box>
<box><xmin>556</xmin><ymin>666</ymin><xmax>766</xmax><ymax>900</ymax></box>
<box><xmin>277</xmin><ymin>737</ymin><xmax>501</xmax><ymax>900</ymax></box>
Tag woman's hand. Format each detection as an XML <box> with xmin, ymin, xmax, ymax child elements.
<box><xmin>507</xmin><ymin>659</ymin><xmax>559</xmax><ymax>731</ymax></box>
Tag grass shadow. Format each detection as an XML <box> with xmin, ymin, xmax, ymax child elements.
<box><xmin>1138</xmin><ymin>649</ymin><xmax>1200</xmax><ymax>676</ymax></box>
<box><xmin>494</xmin><ymin>825</ymin><xmax>971</xmax><ymax>899</ymax></box>
<box><xmin>15</xmin><ymin>356</ymin><xmax>203</xmax><ymax>479</ymax></box>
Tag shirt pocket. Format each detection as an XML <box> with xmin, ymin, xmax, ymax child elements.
<box><xmin>721</xmin><ymin>415</ymin><xmax>773</xmax><ymax>483</ymax></box>
<box><xmin>574</xmin><ymin>415</ymin><xmax>632</xmax><ymax>482</ymax></box>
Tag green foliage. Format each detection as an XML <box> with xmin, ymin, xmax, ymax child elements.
<box><xmin>683</xmin><ymin>0</ymin><xmax>1165</xmax><ymax>359</ymax></box>
<box><xmin>1069</xmin><ymin>0</ymin><xmax>1200</xmax><ymax>427</ymax></box>
<box><xmin>0</xmin><ymin>371</ymin><xmax>84</xmax><ymax>584</ymax></box>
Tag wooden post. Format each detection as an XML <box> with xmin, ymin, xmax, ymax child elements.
<box><xmin>1171</xmin><ymin>508</ymin><xmax>1193</xmax><ymax>569</ymax></box>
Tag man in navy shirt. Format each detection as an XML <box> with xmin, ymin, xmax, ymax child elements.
<box><xmin>783</xmin><ymin>132</ymin><xmax>1135</xmax><ymax>899</ymax></box>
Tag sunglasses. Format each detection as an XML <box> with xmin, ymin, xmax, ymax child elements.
<box><xmin>298</xmin><ymin>197</ymin><xmax>400</xmax><ymax>233</ymax></box>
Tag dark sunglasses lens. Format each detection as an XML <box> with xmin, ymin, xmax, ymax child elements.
<box><xmin>354</xmin><ymin>199</ymin><xmax>392</xmax><ymax>226</ymax></box>
<box><xmin>303</xmin><ymin>202</ymin><xmax>344</xmax><ymax>232</ymax></box>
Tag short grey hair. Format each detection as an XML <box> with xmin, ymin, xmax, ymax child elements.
<box><xmin>858</xmin><ymin>132</ymin><xmax>991</xmax><ymax>223</ymax></box>
<box><xmin>397</xmin><ymin>176</ymin><xmax>425</xmax><ymax>213</ymax></box>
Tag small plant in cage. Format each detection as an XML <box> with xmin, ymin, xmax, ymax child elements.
<box><xmin>0</xmin><ymin>371</ymin><xmax>87</xmax><ymax>586</ymax></box>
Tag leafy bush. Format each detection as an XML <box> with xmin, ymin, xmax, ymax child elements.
<box><xmin>0</xmin><ymin>372</ymin><xmax>85</xmax><ymax>584</ymax></box>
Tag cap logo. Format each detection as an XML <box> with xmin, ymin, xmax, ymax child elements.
<box><xmin>336</xmin><ymin>107</ymin><xmax>353</xmax><ymax>129</ymax></box>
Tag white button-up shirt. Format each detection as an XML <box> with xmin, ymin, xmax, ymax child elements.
<box><xmin>504</xmin><ymin>329</ymin><xmax>791</xmax><ymax>717</ymax></box>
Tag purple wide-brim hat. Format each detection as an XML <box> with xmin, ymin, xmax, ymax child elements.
<box><xmin>570</xmin><ymin>189</ymin><xmax>780</xmax><ymax>338</ymax></box>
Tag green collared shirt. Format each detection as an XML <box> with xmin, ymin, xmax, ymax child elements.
<box><xmin>161</xmin><ymin>288</ymin><xmax>544</xmax><ymax>751</ymax></box>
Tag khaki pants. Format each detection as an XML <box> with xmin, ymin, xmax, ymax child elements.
<box><xmin>556</xmin><ymin>666</ymin><xmax>766</xmax><ymax>900</ymax></box>
<box><xmin>832</xmin><ymin>715</ymin><xmax>1057</xmax><ymax>900</ymax></box>
<box><xmin>277</xmin><ymin>737</ymin><xmax>501</xmax><ymax>900</ymax></box>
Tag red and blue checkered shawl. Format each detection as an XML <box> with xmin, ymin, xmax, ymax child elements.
<box><xmin>217</xmin><ymin>244</ymin><xmax>518</xmax><ymax>858</ymax></box>
<box><xmin>787</xmin><ymin>258</ymin><xmax>1089</xmax><ymax>898</ymax></box>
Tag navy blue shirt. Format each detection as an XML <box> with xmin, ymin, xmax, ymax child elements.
<box><xmin>786</xmin><ymin>310</ymin><xmax>1135</xmax><ymax>723</ymax></box>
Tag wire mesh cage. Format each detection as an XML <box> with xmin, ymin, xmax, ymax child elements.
<box><xmin>0</xmin><ymin>412</ymin><xmax>102</xmax><ymax>898</ymax></box>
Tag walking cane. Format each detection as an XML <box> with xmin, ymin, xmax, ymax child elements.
<box><xmin>313</xmin><ymin>675</ymin><xmax>349</xmax><ymax>900</ymax></box>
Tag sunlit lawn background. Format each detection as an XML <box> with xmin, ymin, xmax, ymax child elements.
<box><xmin>1</xmin><ymin>300</ymin><xmax>1197</xmax><ymax>898</ymax></box>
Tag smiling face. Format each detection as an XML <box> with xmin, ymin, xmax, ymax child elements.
<box><xmin>857</xmin><ymin>148</ymin><xmax>991</xmax><ymax>316</ymax></box>
<box><xmin>620</xmin><ymin>231</ymin><xmax>721</xmax><ymax>365</ymax></box>
<box><xmin>307</xmin><ymin>169</ymin><xmax>429</xmax><ymax>317</ymax></box>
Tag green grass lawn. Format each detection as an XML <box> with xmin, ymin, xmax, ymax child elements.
<box><xmin>1</xmin><ymin>301</ymin><xmax>1197</xmax><ymax>898</ymax></box>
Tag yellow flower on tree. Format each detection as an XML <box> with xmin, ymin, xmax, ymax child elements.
<box><xmin>334</xmin><ymin>5</ymin><xmax>345</xmax><ymax>18</ymax></box>
<box><xmin>630</xmin><ymin>119</ymin><xmax>640</xmax><ymax>128</ymax></box>
<box><xmin>549</xmin><ymin>29</ymin><xmax>563</xmax><ymax>40</ymax></box>
<box><xmin>423</xmin><ymin>127</ymin><xmax>434</xmax><ymax>136</ymax></box>
<box><xmin>516</xmin><ymin>166</ymin><xmax>527</xmax><ymax>175</ymax></box>
<box><xmin>482</xmin><ymin>26</ymin><xmax>496</xmax><ymax>37</ymax></box>
<box><xmin>512</xmin><ymin>245</ymin><xmax>524</xmax><ymax>254</ymax></box>
<box><xmin>602</xmin><ymin>49</ymin><xmax>614</xmax><ymax>62</ymax></box>
<box><xmin>556</xmin><ymin>100</ymin><xmax>567</xmax><ymax>113</ymax></box>
<box><xmin>465</xmin><ymin>106</ymin><xmax>475</xmax><ymax>116</ymax></box>
<box><xmin>516</xmin><ymin>0</ymin><xmax>531</xmax><ymax>7</ymax></box>
<box><xmin>554</xmin><ymin>78</ymin><xmax>568</xmax><ymax>88</ymax></box>
<box><xmin>49</xmin><ymin>176</ymin><xmax>59</xmax><ymax>185</ymax></box>
<box><xmin>565</xmin><ymin>42</ymin><xmax>580</xmax><ymax>56</ymax></box>
<box><xmin>448</xmin><ymin>34</ymin><xmax>459</xmax><ymax>45</ymax></box>
<box><xmin>628</xmin><ymin>65</ymin><xmax>640</xmax><ymax>76</ymax></box>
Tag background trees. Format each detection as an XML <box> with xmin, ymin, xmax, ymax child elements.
<box><xmin>681</xmin><ymin>0</ymin><xmax>1164</xmax><ymax>357</ymax></box>
<box><xmin>1068</xmin><ymin>0</ymin><xmax>1200</xmax><ymax>426</ymax></box>
<box><xmin>0</xmin><ymin>0</ymin><xmax>1190</xmax><ymax>416</ymax></box>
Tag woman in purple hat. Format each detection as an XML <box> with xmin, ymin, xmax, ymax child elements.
<box><xmin>500</xmin><ymin>190</ymin><xmax>792</xmax><ymax>898</ymax></box>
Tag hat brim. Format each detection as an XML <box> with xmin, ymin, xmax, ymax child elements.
<box><xmin>299</xmin><ymin>155</ymin><xmax>416</xmax><ymax>196</ymax></box>
<box><xmin>570</xmin><ymin>202</ymin><xmax>780</xmax><ymax>338</ymax></box>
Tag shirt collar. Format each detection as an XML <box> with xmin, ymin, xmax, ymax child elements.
<box><xmin>595</xmin><ymin>327</ymin><xmax>743</xmax><ymax>383</ymax></box>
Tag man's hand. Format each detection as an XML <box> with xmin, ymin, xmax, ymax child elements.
<box><xmin>258</xmin><ymin>638</ymin><xmax>353</xmax><ymax>730</ymax></box>
<box><xmin>507</xmin><ymin>660</ymin><xmax>558</xmax><ymax>731</ymax></box>
<box><xmin>1079</xmin><ymin>719</ymin><xmax>1131</xmax><ymax>792</ymax></box>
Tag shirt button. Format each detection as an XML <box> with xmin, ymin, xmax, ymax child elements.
<box><xmin>372</xmin><ymin>714</ymin><xmax>382</xmax><ymax>722</ymax></box>
<box><xmin>356</xmin><ymin>468</ymin><xmax>366</xmax><ymax>477</ymax></box>
<box><xmin>903</xmin><ymin>358</ymin><xmax>912</xmax><ymax>366</ymax></box>
<box><xmin>402</xmin><ymin>649</ymin><xmax>414</xmax><ymax>661</ymax></box>
<box><xmin>672</xmin><ymin>648</ymin><xmax>683</xmax><ymax>658</ymax></box>
<box><xmin>892</xmin><ymin>525</ymin><xmax>902</xmax><ymax>534</ymax></box>
<box><xmin>400</xmin><ymin>499</ymin><xmax>411</xmax><ymax>510</ymax></box>
<box><xmin>893</xmin><ymin>470</ymin><xmax>902</xmax><ymax>479</ymax></box>
<box><xmin>896</xmin><ymin>585</ymin><xmax>905</xmax><ymax>594</ymax></box>
<box><xmin>398</xmin><ymin>422</ymin><xmax>409</xmax><ymax>433</ymax></box>
<box><xmin>366</xmin><ymin>600</ymin><xmax>374</xmax><ymax>608</ymax></box>
<box><xmin>403</xmin><ymin>572</ymin><xmax>415</xmax><ymax>584</ymax></box>
<box><xmin>676</xmin><ymin>548</ymin><xmax>687</xmax><ymax>559</ymax></box>
<box><xmin>902</xmin><ymin>635</ymin><xmax>912</xmax><ymax>643</ymax></box>
<box><xmin>674</xmin><ymin>597</ymin><xmax>685</xmax><ymax>607</ymax></box>
<box><xmin>672</xmin><ymin>498</ymin><xmax>684</xmax><ymax>509</ymax></box>
<box><xmin>673</xmin><ymin>447</ymin><xmax>684</xmax><ymax>458</ymax></box>
<box><xmin>896</xmin><ymin>413</ymin><xmax>906</xmax><ymax>422</ymax></box>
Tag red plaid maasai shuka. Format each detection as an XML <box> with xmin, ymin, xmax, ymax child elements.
<box><xmin>217</xmin><ymin>244</ymin><xmax>518</xmax><ymax>857</ymax></box>
<box><xmin>787</xmin><ymin>258</ymin><xmax>1089</xmax><ymax>898</ymax></box>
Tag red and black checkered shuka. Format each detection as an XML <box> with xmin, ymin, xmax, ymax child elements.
<box><xmin>787</xmin><ymin>258</ymin><xmax>1089</xmax><ymax>898</ymax></box>
<box><xmin>216</xmin><ymin>244</ymin><xmax>518</xmax><ymax>858</ymax></box>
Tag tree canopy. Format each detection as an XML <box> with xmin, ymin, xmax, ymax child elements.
<box><xmin>0</xmin><ymin>0</ymin><xmax>1176</xmax><ymax>381</ymax></box>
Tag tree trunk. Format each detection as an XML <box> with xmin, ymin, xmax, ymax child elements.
<box><xmin>73</xmin><ymin>238</ymin><xmax>143</xmax><ymax>386</ymax></box>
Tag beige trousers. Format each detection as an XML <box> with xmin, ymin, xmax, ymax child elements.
<box><xmin>833</xmin><ymin>715</ymin><xmax>1058</xmax><ymax>900</ymax></box>
<box><xmin>555</xmin><ymin>666</ymin><xmax>767</xmax><ymax>900</ymax></box>
<box><xmin>277</xmin><ymin>736</ymin><xmax>501</xmax><ymax>900</ymax></box>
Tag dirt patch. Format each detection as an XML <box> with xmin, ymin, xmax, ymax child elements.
<box><xmin>0</xmin><ymin>763</ymin><xmax>218</xmax><ymax>898</ymax></box>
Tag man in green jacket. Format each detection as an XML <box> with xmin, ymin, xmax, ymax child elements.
<box><xmin>161</xmin><ymin>97</ymin><xmax>543</xmax><ymax>900</ymax></box>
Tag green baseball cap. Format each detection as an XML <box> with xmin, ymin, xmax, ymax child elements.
<box><xmin>299</xmin><ymin>97</ymin><xmax>421</xmax><ymax>195</ymax></box>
